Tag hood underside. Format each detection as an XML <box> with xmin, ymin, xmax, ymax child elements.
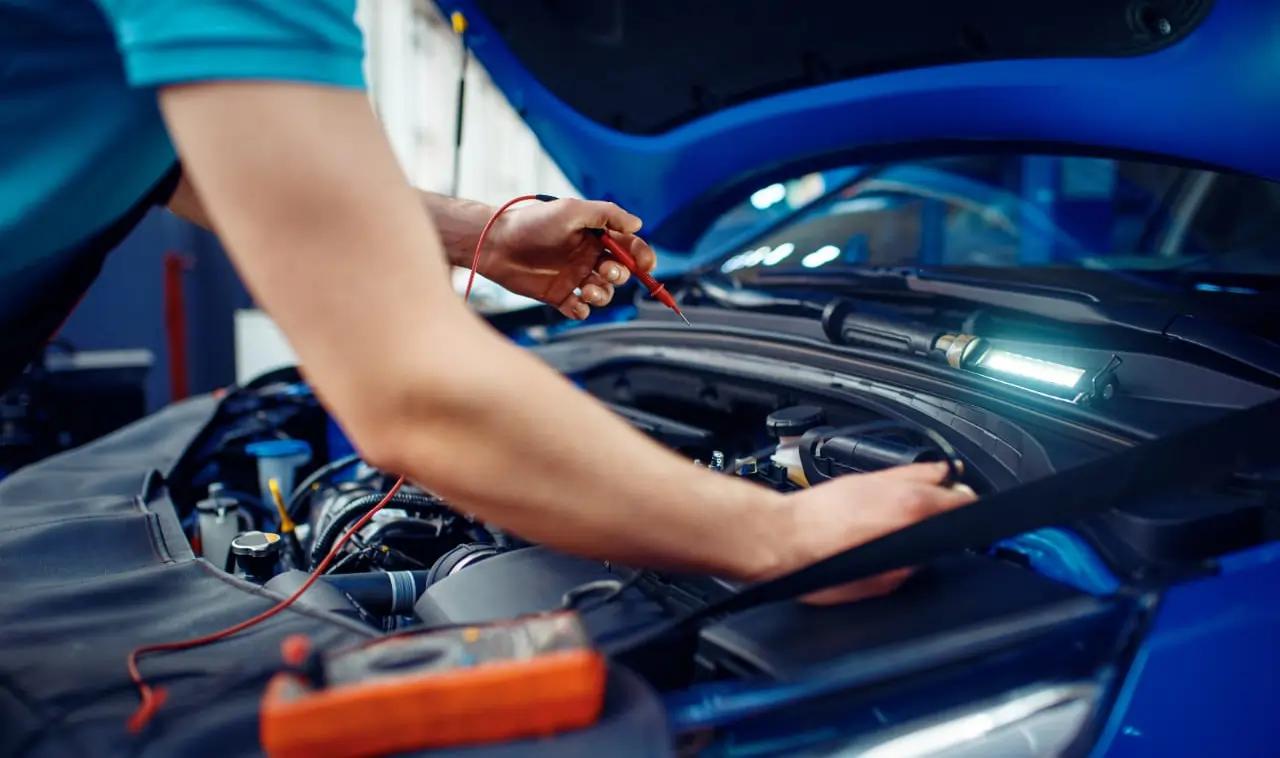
<box><xmin>438</xmin><ymin>0</ymin><xmax>1280</xmax><ymax>249</ymax></box>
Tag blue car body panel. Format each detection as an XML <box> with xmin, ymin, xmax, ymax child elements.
<box><xmin>437</xmin><ymin>0</ymin><xmax>1280</xmax><ymax>249</ymax></box>
<box><xmin>994</xmin><ymin>528</ymin><xmax>1122</xmax><ymax>597</ymax></box>
<box><xmin>1092</xmin><ymin>543</ymin><xmax>1280</xmax><ymax>756</ymax></box>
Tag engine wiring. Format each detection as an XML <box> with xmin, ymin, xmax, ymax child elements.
<box><xmin>125</xmin><ymin>476</ymin><xmax>407</xmax><ymax>732</ymax></box>
<box><xmin>285</xmin><ymin>452</ymin><xmax>361</xmax><ymax>519</ymax></box>
<box><xmin>561</xmin><ymin>570</ymin><xmax>646</xmax><ymax>615</ymax></box>
<box><xmin>126</xmin><ymin>197</ymin><xmax>536</xmax><ymax>734</ymax></box>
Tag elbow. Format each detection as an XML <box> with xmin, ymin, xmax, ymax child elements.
<box><xmin>341</xmin><ymin>394</ymin><xmax>426</xmax><ymax>478</ymax></box>
<box><xmin>351</xmin><ymin>424</ymin><xmax>412</xmax><ymax>478</ymax></box>
<box><xmin>335</xmin><ymin>370</ymin><xmax>488</xmax><ymax>480</ymax></box>
<box><xmin>317</xmin><ymin>320</ymin><xmax>511</xmax><ymax>481</ymax></box>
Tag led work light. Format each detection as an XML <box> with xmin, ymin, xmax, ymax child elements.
<box><xmin>821</xmin><ymin>299</ymin><xmax>1117</xmax><ymax>403</ymax></box>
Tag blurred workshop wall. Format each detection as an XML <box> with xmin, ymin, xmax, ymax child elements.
<box><xmin>57</xmin><ymin>207</ymin><xmax>248</xmax><ymax>413</ymax></box>
<box><xmin>359</xmin><ymin>0</ymin><xmax>577</xmax><ymax>204</ymax></box>
<box><xmin>358</xmin><ymin>0</ymin><xmax>578</xmax><ymax>309</ymax></box>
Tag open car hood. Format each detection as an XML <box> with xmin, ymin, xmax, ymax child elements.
<box><xmin>436</xmin><ymin>0</ymin><xmax>1280</xmax><ymax>250</ymax></box>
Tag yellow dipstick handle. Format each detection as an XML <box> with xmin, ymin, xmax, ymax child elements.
<box><xmin>268</xmin><ymin>478</ymin><xmax>297</xmax><ymax>534</ymax></box>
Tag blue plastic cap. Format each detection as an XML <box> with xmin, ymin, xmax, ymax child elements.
<box><xmin>245</xmin><ymin>439</ymin><xmax>312</xmax><ymax>459</ymax></box>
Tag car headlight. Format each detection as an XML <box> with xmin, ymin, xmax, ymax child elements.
<box><xmin>843</xmin><ymin>682</ymin><xmax>1099</xmax><ymax>758</ymax></box>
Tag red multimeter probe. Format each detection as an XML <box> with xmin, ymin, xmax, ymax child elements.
<box><xmin>589</xmin><ymin>228</ymin><xmax>691</xmax><ymax>325</ymax></box>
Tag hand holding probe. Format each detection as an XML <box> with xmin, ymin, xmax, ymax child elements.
<box><xmin>588</xmin><ymin>228</ymin><xmax>690</xmax><ymax>325</ymax></box>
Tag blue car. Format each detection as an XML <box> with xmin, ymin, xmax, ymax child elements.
<box><xmin>4</xmin><ymin>1</ymin><xmax>1279</xmax><ymax>755</ymax></box>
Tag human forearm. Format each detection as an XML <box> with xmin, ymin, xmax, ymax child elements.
<box><xmin>168</xmin><ymin>175</ymin><xmax>491</xmax><ymax>259</ymax></box>
<box><xmin>165</xmin><ymin>155</ymin><xmax>633</xmax><ymax>322</ymax></box>
<box><xmin>374</xmin><ymin>318</ymin><xmax>789</xmax><ymax>579</ymax></box>
<box><xmin>416</xmin><ymin>190</ymin><xmax>494</xmax><ymax>267</ymax></box>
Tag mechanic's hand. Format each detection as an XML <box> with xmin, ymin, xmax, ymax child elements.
<box><xmin>774</xmin><ymin>462</ymin><xmax>977</xmax><ymax>605</ymax></box>
<box><xmin>482</xmin><ymin>198</ymin><xmax>657</xmax><ymax>319</ymax></box>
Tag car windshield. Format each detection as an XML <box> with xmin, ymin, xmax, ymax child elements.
<box><xmin>707</xmin><ymin>155</ymin><xmax>1280</xmax><ymax>284</ymax></box>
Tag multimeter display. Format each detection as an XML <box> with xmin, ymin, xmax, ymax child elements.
<box><xmin>328</xmin><ymin>612</ymin><xmax>591</xmax><ymax>685</ymax></box>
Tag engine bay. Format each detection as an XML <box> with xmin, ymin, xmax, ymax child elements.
<box><xmin>176</xmin><ymin>361</ymin><xmax>1033</xmax><ymax>610</ymax></box>
<box><xmin>157</xmin><ymin>344</ymin><xmax>1279</xmax><ymax>752</ymax></box>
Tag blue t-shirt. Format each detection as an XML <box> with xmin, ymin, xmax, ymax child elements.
<box><xmin>0</xmin><ymin>1</ymin><xmax>366</xmax><ymax>277</ymax></box>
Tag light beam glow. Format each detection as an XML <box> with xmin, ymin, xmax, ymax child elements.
<box><xmin>975</xmin><ymin>349</ymin><xmax>1086</xmax><ymax>389</ymax></box>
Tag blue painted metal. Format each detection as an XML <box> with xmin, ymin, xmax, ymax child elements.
<box><xmin>438</xmin><ymin>0</ymin><xmax>1280</xmax><ymax>249</ymax></box>
<box><xmin>1091</xmin><ymin>542</ymin><xmax>1280</xmax><ymax>757</ymax></box>
<box><xmin>663</xmin><ymin>679</ymin><xmax>830</xmax><ymax>733</ymax></box>
<box><xmin>994</xmin><ymin>528</ymin><xmax>1121</xmax><ymax>596</ymax></box>
<box><xmin>1218</xmin><ymin>540</ymin><xmax>1280</xmax><ymax>573</ymax></box>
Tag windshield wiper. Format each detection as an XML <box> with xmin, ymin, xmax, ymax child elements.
<box><xmin>701</xmin><ymin>267</ymin><xmax>1280</xmax><ymax>380</ymax></box>
<box><xmin>743</xmin><ymin>267</ymin><xmax>1123</xmax><ymax>323</ymax></box>
<box><xmin>693</xmin><ymin>278</ymin><xmax>827</xmax><ymax>313</ymax></box>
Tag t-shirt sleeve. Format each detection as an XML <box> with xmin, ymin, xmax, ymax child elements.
<box><xmin>92</xmin><ymin>0</ymin><xmax>365</xmax><ymax>90</ymax></box>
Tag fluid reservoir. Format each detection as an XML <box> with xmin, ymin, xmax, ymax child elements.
<box><xmin>245</xmin><ymin>439</ymin><xmax>311</xmax><ymax>511</ymax></box>
<box><xmin>766</xmin><ymin>405</ymin><xmax>826</xmax><ymax>487</ymax></box>
<box><xmin>196</xmin><ymin>482</ymin><xmax>244</xmax><ymax>573</ymax></box>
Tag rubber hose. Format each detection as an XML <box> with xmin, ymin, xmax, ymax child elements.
<box><xmin>286</xmin><ymin>453</ymin><xmax>363</xmax><ymax>519</ymax></box>
<box><xmin>308</xmin><ymin>491</ymin><xmax>446</xmax><ymax>567</ymax></box>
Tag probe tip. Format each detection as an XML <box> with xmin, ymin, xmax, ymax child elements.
<box><xmin>678</xmin><ymin>312</ymin><xmax>692</xmax><ymax>327</ymax></box>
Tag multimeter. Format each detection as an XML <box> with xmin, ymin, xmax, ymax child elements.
<box><xmin>261</xmin><ymin>611</ymin><xmax>606</xmax><ymax>758</ymax></box>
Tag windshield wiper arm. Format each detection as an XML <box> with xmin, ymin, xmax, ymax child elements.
<box><xmin>693</xmin><ymin>278</ymin><xmax>827</xmax><ymax>313</ymax></box>
<box><xmin>746</xmin><ymin>267</ymin><xmax>1123</xmax><ymax>325</ymax></box>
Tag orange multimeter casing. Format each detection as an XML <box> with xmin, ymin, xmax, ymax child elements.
<box><xmin>260</xmin><ymin>611</ymin><xmax>607</xmax><ymax>758</ymax></box>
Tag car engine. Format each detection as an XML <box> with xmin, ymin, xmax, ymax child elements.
<box><xmin>174</xmin><ymin>366</ymin><xmax>980</xmax><ymax>635</ymax></box>
<box><xmin>172</xmin><ymin>350</ymin><xmax>1273</xmax><ymax>640</ymax></box>
<box><xmin>146</xmin><ymin>333</ymin><xmax>1280</xmax><ymax>755</ymax></box>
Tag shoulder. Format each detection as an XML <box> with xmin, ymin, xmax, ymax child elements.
<box><xmin>91</xmin><ymin>0</ymin><xmax>366</xmax><ymax>90</ymax></box>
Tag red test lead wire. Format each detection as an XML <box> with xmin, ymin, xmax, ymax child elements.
<box><xmin>125</xmin><ymin>477</ymin><xmax>407</xmax><ymax>733</ymax></box>
<box><xmin>125</xmin><ymin>195</ymin><xmax>656</xmax><ymax>733</ymax></box>
<box><xmin>462</xmin><ymin>194</ymin><xmax>542</xmax><ymax>301</ymax></box>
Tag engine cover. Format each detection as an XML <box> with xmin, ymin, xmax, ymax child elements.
<box><xmin>415</xmin><ymin>547</ymin><xmax>668</xmax><ymax>640</ymax></box>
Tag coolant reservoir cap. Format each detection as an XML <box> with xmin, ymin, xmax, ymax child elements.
<box><xmin>231</xmin><ymin>530</ymin><xmax>282</xmax><ymax>558</ymax></box>
<box><xmin>245</xmin><ymin>439</ymin><xmax>311</xmax><ymax>459</ymax></box>
<box><xmin>766</xmin><ymin>405</ymin><xmax>826</xmax><ymax>437</ymax></box>
<box><xmin>196</xmin><ymin>483</ymin><xmax>237</xmax><ymax>513</ymax></box>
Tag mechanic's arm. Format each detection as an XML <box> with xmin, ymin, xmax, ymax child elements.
<box><xmin>172</xmin><ymin>177</ymin><xmax>488</xmax><ymax>257</ymax></box>
<box><xmin>171</xmin><ymin>162</ymin><xmax>535</xmax><ymax>279</ymax></box>
<box><xmin>158</xmin><ymin>82</ymin><xmax>974</xmax><ymax>600</ymax></box>
<box><xmin>413</xmin><ymin>191</ymin><xmax>491</xmax><ymax>264</ymax></box>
